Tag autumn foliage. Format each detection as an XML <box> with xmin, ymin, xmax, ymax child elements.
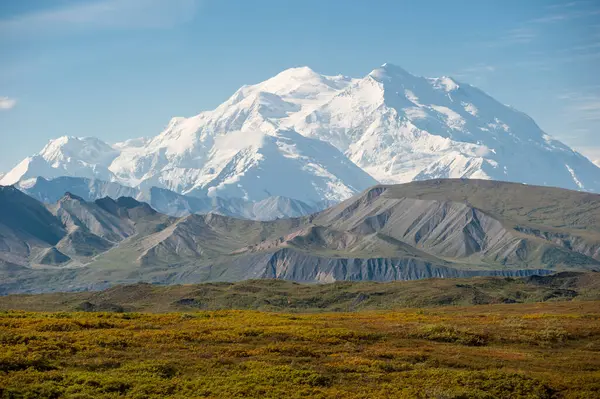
<box><xmin>0</xmin><ymin>301</ymin><xmax>599</xmax><ymax>398</ymax></box>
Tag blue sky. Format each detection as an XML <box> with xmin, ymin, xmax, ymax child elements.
<box><xmin>1</xmin><ymin>0</ymin><xmax>599</xmax><ymax>171</ymax></box>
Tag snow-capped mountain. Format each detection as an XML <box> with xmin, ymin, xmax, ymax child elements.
<box><xmin>16</xmin><ymin>176</ymin><xmax>143</xmax><ymax>204</ymax></box>
<box><xmin>2</xmin><ymin>136</ymin><xmax>119</xmax><ymax>185</ymax></box>
<box><xmin>15</xmin><ymin>176</ymin><xmax>330</xmax><ymax>220</ymax></box>
<box><xmin>2</xmin><ymin>63</ymin><xmax>600</xmax><ymax>199</ymax></box>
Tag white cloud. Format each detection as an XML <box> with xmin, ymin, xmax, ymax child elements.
<box><xmin>558</xmin><ymin>90</ymin><xmax>600</xmax><ymax>122</ymax></box>
<box><xmin>0</xmin><ymin>0</ymin><xmax>201</xmax><ymax>37</ymax></box>
<box><xmin>0</xmin><ymin>97</ymin><xmax>16</xmax><ymax>110</ymax></box>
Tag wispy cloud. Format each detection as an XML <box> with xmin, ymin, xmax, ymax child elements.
<box><xmin>552</xmin><ymin>90</ymin><xmax>600</xmax><ymax>158</ymax></box>
<box><xmin>558</xmin><ymin>90</ymin><xmax>600</xmax><ymax>132</ymax></box>
<box><xmin>452</xmin><ymin>64</ymin><xmax>496</xmax><ymax>79</ymax></box>
<box><xmin>530</xmin><ymin>14</ymin><xmax>570</xmax><ymax>24</ymax></box>
<box><xmin>567</xmin><ymin>41</ymin><xmax>600</xmax><ymax>52</ymax></box>
<box><xmin>480</xmin><ymin>27</ymin><xmax>538</xmax><ymax>48</ymax></box>
<box><xmin>560</xmin><ymin>92</ymin><xmax>600</xmax><ymax>111</ymax></box>
<box><xmin>0</xmin><ymin>0</ymin><xmax>201</xmax><ymax>38</ymax></box>
<box><xmin>450</xmin><ymin>63</ymin><xmax>498</xmax><ymax>87</ymax></box>
<box><xmin>0</xmin><ymin>97</ymin><xmax>16</xmax><ymax>110</ymax></box>
<box><xmin>479</xmin><ymin>2</ymin><xmax>598</xmax><ymax>50</ymax></box>
<box><xmin>505</xmin><ymin>28</ymin><xmax>538</xmax><ymax>43</ymax></box>
<box><xmin>568</xmin><ymin>100</ymin><xmax>600</xmax><ymax>121</ymax></box>
<box><xmin>531</xmin><ymin>48</ymin><xmax>600</xmax><ymax>66</ymax></box>
<box><xmin>546</xmin><ymin>1</ymin><xmax>590</xmax><ymax>9</ymax></box>
<box><xmin>461</xmin><ymin>64</ymin><xmax>496</xmax><ymax>74</ymax></box>
<box><xmin>530</xmin><ymin>7</ymin><xmax>600</xmax><ymax>24</ymax></box>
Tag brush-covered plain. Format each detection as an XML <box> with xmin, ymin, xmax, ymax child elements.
<box><xmin>1</xmin><ymin>301</ymin><xmax>599</xmax><ymax>398</ymax></box>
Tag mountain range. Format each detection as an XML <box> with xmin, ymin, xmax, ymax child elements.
<box><xmin>15</xmin><ymin>176</ymin><xmax>329</xmax><ymax>220</ymax></box>
<box><xmin>1</xmin><ymin>179</ymin><xmax>599</xmax><ymax>294</ymax></box>
<box><xmin>2</xmin><ymin>63</ymin><xmax>600</xmax><ymax>205</ymax></box>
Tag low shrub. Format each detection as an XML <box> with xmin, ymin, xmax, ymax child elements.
<box><xmin>411</xmin><ymin>324</ymin><xmax>488</xmax><ymax>346</ymax></box>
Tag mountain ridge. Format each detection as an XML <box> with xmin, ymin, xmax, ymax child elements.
<box><xmin>13</xmin><ymin>175</ymin><xmax>331</xmax><ymax>220</ymax></box>
<box><xmin>1</xmin><ymin>179</ymin><xmax>599</xmax><ymax>294</ymax></box>
<box><xmin>2</xmin><ymin>63</ymin><xmax>599</xmax><ymax>201</ymax></box>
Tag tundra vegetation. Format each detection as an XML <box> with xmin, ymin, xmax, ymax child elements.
<box><xmin>1</xmin><ymin>300</ymin><xmax>599</xmax><ymax>398</ymax></box>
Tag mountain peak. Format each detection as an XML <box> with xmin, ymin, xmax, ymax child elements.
<box><xmin>369</xmin><ymin>63</ymin><xmax>414</xmax><ymax>80</ymax></box>
<box><xmin>260</xmin><ymin>66</ymin><xmax>328</xmax><ymax>93</ymax></box>
<box><xmin>380</xmin><ymin>62</ymin><xmax>408</xmax><ymax>71</ymax></box>
<box><xmin>61</xmin><ymin>192</ymin><xmax>85</xmax><ymax>202</ymax></box>
<box><xmin>41</xmin><ymin>135</ymin><xmax>102</xmax><ymax>150</ymax></box>
<box><xmin>3</xmin><ymin>64</ymin><xmax>600</xmax><ymax>198</ymax></box>
<box><xmin>115</xmin><ymin>196</ymin><xmax>146</xmax><ymax>210</ymax></box>
<box><xmin>39</xmin><ymin>136</ymin><xmax>116</xmax><ymax>160</ymax></box>
<box><xmin>39</xmin><ymin>135</ymin><xmax>73</xmax><ymax>156</ymax></box>
<box><xmin>276</xmin><ymin>66</ymin><xmax>319</xmax><ymax>79</ymax></box>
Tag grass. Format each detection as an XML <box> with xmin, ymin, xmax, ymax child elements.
<box><xmin>0</xmin><ymin>301</ymin><xmax>599</xmax><ymax>398</ymax></box>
